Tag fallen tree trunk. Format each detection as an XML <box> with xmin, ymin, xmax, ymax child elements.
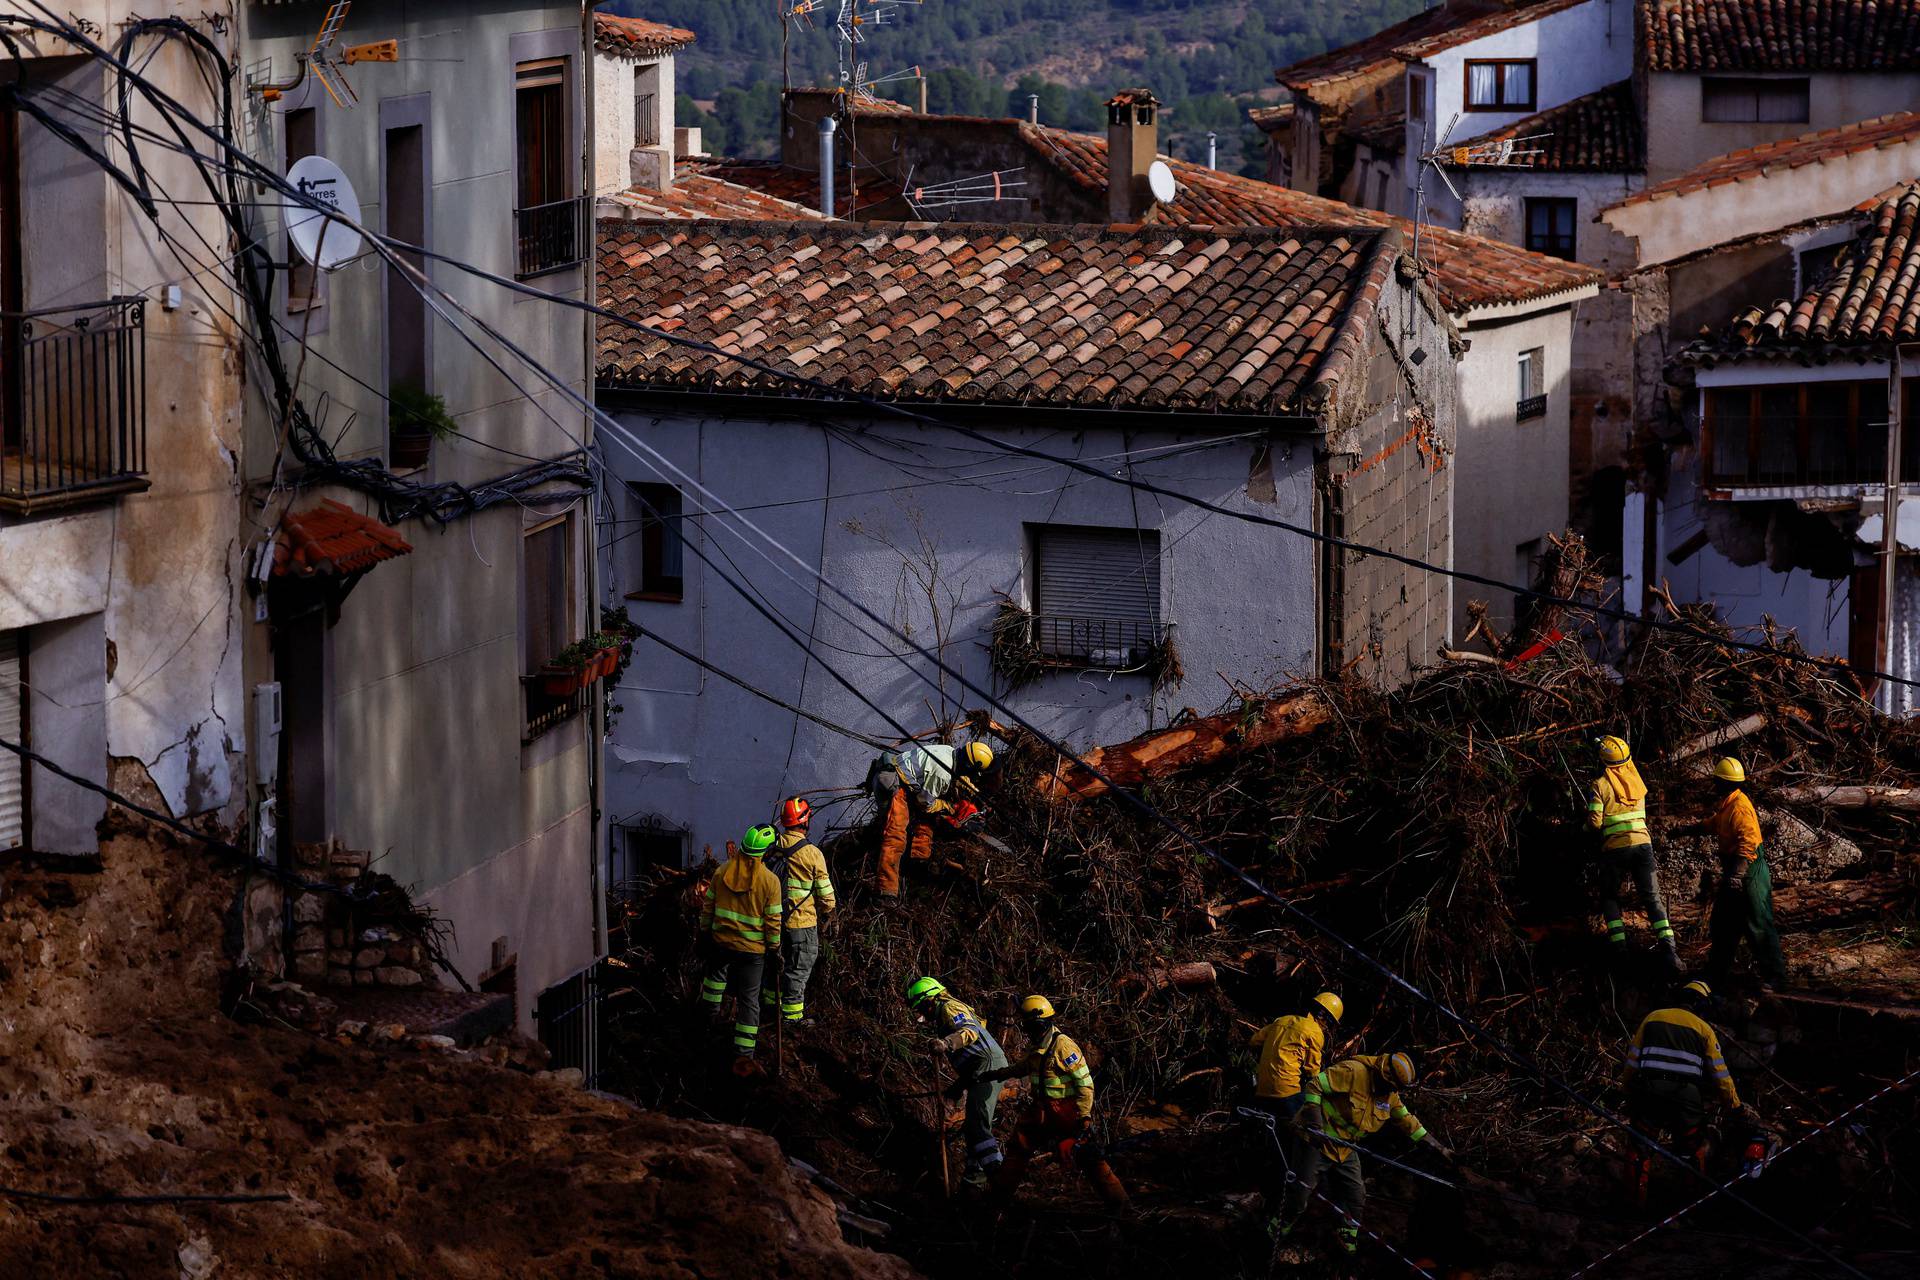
<box><xmin>1118</xmin><ymin>962</ymin><xmax>1217</xmax><ymax>996</ymax></box>
<box><xmin>1670</xmin><ymin>713</ymin><xmax>1768</xmax><ymax>765</ymax></box>
<box><xmin>1772</xmin><ymin>870</ymin><xmax>1916</xmax><ymax>928</ymax></box>
<box><xmin>1036</xmin><ymin>690</ymin><xmax>1331</xmax><ymax>802</ymax></box>
<box><xmin>1775</xmin><ymin>784</ymin><xmax>1920</xmax><ymax>811</ymax></box>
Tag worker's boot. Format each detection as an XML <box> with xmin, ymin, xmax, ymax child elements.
<box><xmin>1088</xmin><ymin>1158</ymin><xmax>1130</xmax><ymax>1208</ymax></box>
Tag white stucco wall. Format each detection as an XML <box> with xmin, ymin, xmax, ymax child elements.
<box><xmin>1450</xmin><ymin>307</ymin><xmax>1576</xmax><ymax>632</ymax></box>
<box><xmin>1645</xmin><ymin>71</ymin><xmax>1920</xmax><ymax>184</ymax></box>
<box><xmin>598</xmin><ymin>409</ymin><xmax>1321</xmax><ymax>859</ymax></box>
<box><xmin>593</xmin><ymin>46</ymin><xmax>675</xmax><ymax>196</ymax></box>
<box><xmin>1409</xmin><ymin>0</ymin><xmax>1634</xmax><ymax>225</ymax></box>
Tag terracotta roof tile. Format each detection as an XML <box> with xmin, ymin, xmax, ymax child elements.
<box><xmin>274</xmin><ymin>500</ymin><xmax>413</xmax><ymax>578</ymax></box>
<box><xmin>1687</xmin><ymin>181</ymin><xmax>1920</xmax><ymax>354</ymax></box>
<box><xmin>593</xmin><ymin>13</ymin><xmax>695</xmax><ymax>58</ymax></box>
<box><xmin>1642</xmin><ymin>0</ymin><xmax>1920</xmax><ymax>71</ymax></box>
<box><xmin>596</xmin><ymin>221</ymin><xmax>1399</xmax><ymax>417</ymax></box>
<box><xmin>1447</xmin><ymin>80</ymin><xmax>1644</xmax><ymax>172</ymax></box>
<box><xmin>1611</xmin><ymin>111</ymin><xmax>1920</xmax><ymax>209</ymax></box>
<box><xmin>601</xmin><ymin>168</ymin><xmax>825</xmax><ymax>222</ymax></box>
<box><xmin>1393</xmin><ymin>0</ymin><xmax>1592</xmax><ymax>58</ymax></box>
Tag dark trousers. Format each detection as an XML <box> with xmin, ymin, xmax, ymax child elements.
<box><xmin>1281</xmin><ymin>1141</ymin><xmax>1366</xmax><ymax>1251</ymax></box>
<box><xmin>1252</xmin><ymin>1096</ymin><xmax>1304</xmax><ymax>1214</ymax></box>
<box><xmin>1708</xmin><ymin>850</ymin><xmax>1787</xmax><ymax>984</ymax></box>
<box><xmin>761</xmin><ymin>925</ymin><xmax>820</xmax><ymax>1021</ymax></box>
<box><xmin>961</xmin><ymin>1047</ymin><xmax>1008</xmax><ymax>1173</ymax></box>
<box><xmin>699</xmin><ymin>946</ymin><xmax>765</xmax><ymax>1057</ymax></box>
<box><xmin>1598</xmin><ymin>843</ymin><xmax>1674</xmax><ymax>947</ymax></box>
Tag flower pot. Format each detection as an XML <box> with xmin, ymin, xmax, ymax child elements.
<box><xmin>596</xmin><ymin>646</ymin><xmax>621</xmax><ymax>679</ymax></box>
<box><xmin>541</xmin><ymin>666</ymin><xmax>584</xmax><ymax>697</ymax></box>
<box><xmin>390</xmin><ymin>427</ymin><xmax>433</xmax><ymax>470</ymax></box>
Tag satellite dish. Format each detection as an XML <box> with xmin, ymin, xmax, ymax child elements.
<box><xmin>285</xmin><ymin>154</ymin><xmax>363</xmax><ymax>271</ymax></box>
<box><xmin>1147</xmin><ymin>159</ymin><xmax>1177</xmax><ymax>204</ymax></box>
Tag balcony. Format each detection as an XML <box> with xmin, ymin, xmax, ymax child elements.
<box><xmin>514</xmin><ymin>196</ymin><xmax>588</xmax><ymax>279</ymax></box>
<box><xmin>1701</xmin><ymin>382</ymin><xmax>1920</xmax><ymax>495</ymax></box>
<box><xmin>1516</xmin><ymin>393</ymin><xmax>1547</xmax><ymax>422</ymax></box>
<box><xmin>1031</xmin><ymin>614</ymin><xmax>1167</xmax><ymax>668</ymax></box>
<box><xmin>0</xmin><ymin>298</ymin><xmax>148</xmax><ymax>515</ymax></box>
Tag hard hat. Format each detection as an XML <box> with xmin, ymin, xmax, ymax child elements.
<box><xmin>1383</xmin><ymin>1052</ymin><xmax>1417</xmax><ymax>1090</ymax></box>
<box><xmin>740</xmin><ymin>825</ymin><xmax>777</xmax><ymax>855</ymax></box>
<box><xmin>1595</xmin><ymin>735</ymin><xmax>1632</xmax><ymax>765</ymax></box>
<box><xmin>1311</xmin><ymin>991</ymin><xmax>1345</xmax><ymax>1024</ymax></box>
<box><xmin>905</xmin><ymin>976</ymin><xmax>947</xmax><ymax>1007</ymax></box>
<box><xmin>1020</xmin><ymin>994</ymin><xmax>1056</xmax><ymax>1020</ymax></box>
<box><xmin>1682</xmin><ymin>979</ymin><xmax>1713</xmax><ymax>1002</ymax></box>
<box><xmin>1712</xmin><ymin>758</ymin><xmax>1746</xmax><ymax>783</ymax></box>
<box><xmin>963</xmin><ymin>741</ymin><xmax>995</xmax><ymax>773</ymax></box>
<box><xmin>781</xmin><ymin>796</ymin><xmax>813</xmax><ymax>829</ymax></box>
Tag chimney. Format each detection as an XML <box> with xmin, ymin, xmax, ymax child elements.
<box><xmin>1206</xmin><ymin>130</ymin><xmax>1217</xmax><ymax>170</ymax></box>
<box><xmin>1106</xmin><ymin>87</ymin><xmax>1159</xmax><ymax>224</ymax></box>
<box><xmin>1028</xmin><ymin>93</ymin><xmax>1039</xmax><ymax>124</ymax></box>
<box><xmin>818</xmin><ymin>116</ymin><xmax>838</xmax><ymax>218</ymax></box>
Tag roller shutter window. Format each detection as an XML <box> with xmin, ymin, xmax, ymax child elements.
<box><xmin>0</xmin><ymin>631</ymin><xmax>21</xmax><ymax>852</ymax></box>
<box><xmin>1031</xmin><ymin>525</ymin><xmax>1161</xmax><ymax>664</ymax></box>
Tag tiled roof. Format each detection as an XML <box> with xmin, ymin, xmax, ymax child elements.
<box><xmin>601</xmin><ymin>166</ymin><xmax>822</xmax><ymax>222</ymax></box>
<box><xmin>1642</xmin><ymin>0</ymin><xmax>1920</xmax><ymax>71</ymax></box>
<box><xmin>1275</xmin><ymin>0</ymin><xmax>1508</xmax><ymax>91</ymax></box>
<box><xmin>1351</xmin><ymin>109</ymin><xmax>1407</xmax><ymax>154</ymax></box>
<box><xmin>1393</xmin><ymin>0</ymin><xmax>1591</xmax><ymax>58</ymax></box>
<box><xmin>1247</xmin><ymin>103</ymin><xmax>1295</xmax><ymax>134</ymax></box>
<box><xmin>1015</xmin><ymin>123</ymin><xmax>1601</xmax><ymax>312</ymax></box>
<box><xmin>596</xmin><ymin>221</ymin><xmax>1398</xmax><ymax>417</ymax></box>
<box><xmin>275</xmin><ymin>500</ymin><xmax>413</xmax><ymax>577</ymax></box>
<box><xmin>593</xmin><ymin>12</ymin><xmax>696</xmax><ymax>58</ymax></box>
<box><xmin>1610</xmin><ymin>111</ymin><xmax>1920</xmax><ymax>209</ymax></box>
<box><xmin>1687</xmin><ymin>182</ymin><xmax>1920</xmax><ymax>355</ymax></box>
<box><xmin>681</xmin><ymin>158</ymin><xmax>904</xmax><ymax>218</ymax></box>
<box><xmin>1449</xmin><ymin>81</ymin><xmax>1644</xmax><ymax>172</ymax></box>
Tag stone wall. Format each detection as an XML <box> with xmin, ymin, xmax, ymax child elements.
<box><xmin>287</xmin><ymin>841</ymin><xmax>440</xmax><ymax>991</ymax></box>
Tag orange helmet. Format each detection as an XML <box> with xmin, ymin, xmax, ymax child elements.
<box><xmin>780</xmin><ymin>796</ymin><xmax>812</xmax><ymax>830</ymax></box>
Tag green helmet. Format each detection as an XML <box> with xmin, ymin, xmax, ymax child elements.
<box><xmin>905</xmin><ymin>976</ymin><xmax>947</xmax><ymax>1007</ymax></box>
<box><xmin>741</xmin><ymin>825</ymin><xmax>777</xmax><ymax>855</ymax></box>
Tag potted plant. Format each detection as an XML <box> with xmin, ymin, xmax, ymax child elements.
<box><xmin>539</xmin><ymin>640</ymin><xmax>595</xmax><ymax>696</ymax></box>
<box><xmin>389</xmin><ymin>383</ymin><xmax>458</xmax><ymax>469</ymax></box>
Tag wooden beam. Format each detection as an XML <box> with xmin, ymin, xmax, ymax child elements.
<box><xmin>1036</xmin><ymin>689</ymin><xmax>1332</xmax><ymax>802</ymax></box>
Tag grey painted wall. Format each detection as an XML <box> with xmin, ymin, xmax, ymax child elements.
<box><xmin>1644</xmin><ymin>72</ymin><xmax>1920</xmax><ymax>184</ymax></box>
<box><xmin>599</xmin><ymin>407</ymin><xmax>1319</xmax><ymax>858</ymax></box>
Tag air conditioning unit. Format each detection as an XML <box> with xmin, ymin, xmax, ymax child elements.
<box><xmin>253</xmin><ymin>682</ymin><xmax>282</xmax><ymax>788</ymax></box>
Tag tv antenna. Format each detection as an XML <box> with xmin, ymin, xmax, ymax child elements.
<box><xmin>247</xmin><ymin>2</ymin><xmax>457</xmax><ymax>109</ymax></box>
<box><xmin>853</xmin><ymin>63</ymin><xmax>923</xmax><ymax>103</ymax></box>
<box><xmin>901</xmin><ymin>164</ymin><xmax>1028</xmax><ymax>216</ymax></box>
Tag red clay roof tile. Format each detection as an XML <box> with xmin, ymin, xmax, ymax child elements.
<box><xmin>1611</xmin><ymin>111</ymin><xmax>1920</xmax><ymax>210</ymax></box>
<box><xmin>1447</xmin><ymin>80</ymin><xmax>1644</xmax><ymax>173</ymax></box>
<box><xmin>1642</xmin><ymin>0</ymin><xmax>1920</xmax><ymax>71</ymax></box>
<box><xmin>593</xmin><ymin>13</ymin><xmax>695</xmax><ymax>58</ymax></box>
<box><xmin>274</xmin><ymin>500</ymin><xmax>412</xmax><ymax>578</ymax></box>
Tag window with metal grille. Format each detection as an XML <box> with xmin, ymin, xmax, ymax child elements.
<box><xmin>1517</xmin><ymin>347</ymin><xmax>1546</xmax><ymax>421</ymax></box>
<box><xmin>1701</xmin><ymin>77</ymin><xmax>1809</xmax><ymax>123</ymax></box>
<box><xmin>514</xmin><ymin>58</ymin><xmax>581</xmax><ymax>277</ymax></box>
<box><xmin>1525</xmin><ymin>197</ymin><xmax>1577</xmax><ymax>260</ymax></box>
<box><xmin>0</xmin><ymin>630</ymin><xmax>23</xmax><ymax>854</ymax></box>
<box><xmin>1030</xmin><ymin>524</ymin><xmax>1163</xmax><ymax>667</ymax></box>
<box><xmin>614</xmin><ymin>821</ymin><xmax>687</xmax><ymax>894</ymax></box>
<box><xmin>522</xmin><ymin>514</ymin><xmax>579</xmax><ymax>739</ymax></box>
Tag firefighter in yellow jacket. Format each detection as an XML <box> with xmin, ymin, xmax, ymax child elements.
<box><xmin>1250</xmin><ymin>992</ymin><xmax>1344</xmax><ymax>1231</ymax></box>
<box><xmin>697</xmin><ymin>826</ymin><xmax>784</xmax><ymax>1060</ymax></box>
<box><xmin>1701</xmin><ymin>759</ymin><xmax>1787</xmax><ymax>989</ymax></box>
<box><xmin>1620</xmin><ymin>980</ymin><xmax>1763</xmax><ymax>1200</ymax></box>
<box><xmin>979</xmin><ymin>996</ymin><xmax>1129</xmax><ymax>1206</ymax></box>
<box><xmin>763</xmin><ymin>797</ymin><xmax>837</xmax><ymax>1024</ymax></box>
<box><xmin>1588</xmin><ymin>734</ymin><xmax>1679</xmax><ymax>972</ymax></box>
<box><xmin>1282</xmin><ymin>1052</ymin><xmax>1452</xmax><ymax>1257</ymax></box>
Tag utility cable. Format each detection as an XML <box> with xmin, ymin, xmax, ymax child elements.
<box><xmin>0</xmin><ymin>1185</ymin><xmax>292</xmax><ymax>1206</ymax></box>
<box><xmin>633</xmin><ymin>628</ymin><xmax>891</xmax><ymax>749</ymax></box>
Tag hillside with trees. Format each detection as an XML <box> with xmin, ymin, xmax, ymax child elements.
<box><xmin>616</xmin><ymin>0</ymin><xmax>1428</xmax><ymax>176</ymax></box>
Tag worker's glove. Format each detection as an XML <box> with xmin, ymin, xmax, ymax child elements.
<box><xmin>1293</xmin><ymin>1105</ymin><xmax>1324</xmax><ymax>1138</ymax></box>
<box><xmin>945</xmin><ymin>800</ymin><xmax>983</xmax><ymax>828</ymax></box>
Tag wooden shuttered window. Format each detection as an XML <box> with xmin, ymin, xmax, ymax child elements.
<box><xmin>0</xmin><ymin>631</ymin><xmax>22</xmax><ymax>853</ymax></box>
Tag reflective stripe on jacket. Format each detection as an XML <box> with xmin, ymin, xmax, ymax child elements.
<box><xmin>1622</xmin><ymin>1007</ymin><xmax>1741</xmax><ymax>1108</ymax></box>
<box><xmin>1013</xmin><ymin>1028</ymin><xmax>1095</xmax><ymax>1119</ymax></box>
<box><xmin>930</xmin><ymin>995</ymin><xmax>1003</xmax><ymax>1073</ymax></box>
<box><xmin>1708</xmin><ymin>790</ymin><xmax>1763</xmax><ymax>866</ymax></box>
<box><xmin>1250</xmin><ymin>1013</ymin><xmax>1325</xmax><ymax>1100</ymax></box>
<box><xmin>773</xmin><ymin>830</ymin><xmax>836</xmax><ymax>930</ymax></box>
<box><xmin>699</xmin><ymin>851</ymin><xmax>783</xmax><ymax>955</ymax></box>
<box><xmin>1301</xmin><ymin>1055</ymin><xmax>1428</xmax><ymax>1163</ymax></box>
<box><xmin>1588</xmin><ymin>760</ymin><xmax>1652</xmax><ymax>849</ymax></box>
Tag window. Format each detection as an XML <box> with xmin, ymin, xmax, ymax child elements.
<box><xmin>1525</xmin><ymin>197</ymin><xmax>1577</xmax><ymax>260</ymax></box>
<box><xmin>614</xmin><ymin>821</ymin><xmax>687</xmax><ymax>893</ymax></box>
<box><xmin>626</xmin><ymin>482</ymin><xmax>684</xmax><ymax>602</ymax></box>
<box><xmin>1515</xmin><ymin>538</ymin><xmax>1543</xmax><ymax>593</ymax></box>
<box><xmin>1464</xmin><ymin>59</ymin><xmax>1535</xmax><ymax>111</ymax></box>
<box><xmin>384</xmin><ymin>121</ymin><xmax>427</xmax><ymax>397</ymax></box>
<box><xmin>1372</xmin><ymin>168</ymin><xmax>1391</xmax><ymax>212</ymax></box>
<box><xmin>522</xmin><ymin>515</ymin><xmax>579</xmax><ymax>738</ymax></box>
<box><xmin>0</xmin><ymin>630</ymin><xmax>23</xmax><ymax>854</ymax></box>
<box><xmin>284</xmin><ymin>107</ymin><xmax>322</xmax><ymax>312</ymax></box>
<box><xmin>1408</xmin><ymin>70</ymin><xmax>1428</xmax><ymax>122</ymax></box>
<box><xmin>634</xmin><ymin>63</ymin><xmax>661</xmax><ymax>148</ymax></box>
<box><xmin>1517</xmin><ymin>347</ymin><xmax>1546</xmax><ymax>420</ymax></box>
<box><xmin>1702</xmin><ymin>380</ymin><xmax>1894</xmax><ymax>487</ymax></box>
<box><xmin>514</xmin><ymin>58</ymin><xmax>580</xmax><ymax>277</ymax></box>
<box><xmin>1701</xmin><ymin>77</ymin><xmax>1809</xmax><ymax>123</ymax></box>
<box><xmin>1029</xmin><ymin>524</ymin><xmax>1163</xmax><ymax>666</ymax></box>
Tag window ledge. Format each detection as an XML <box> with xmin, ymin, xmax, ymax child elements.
<box><xmin>623</xmin><ymin>589</ymin><xmax>684</xmax><ymax>604</ymax></box>
<box><xmin>0</xmin><ymin>476</ymin><xmax>150</xmax><ymax>518</ymax></box>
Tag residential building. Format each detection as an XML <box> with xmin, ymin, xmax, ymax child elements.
<box><xmin>589</xmin><ymin>12</ymin><xmax>695</xmax><ymax>201</ymax></box>
<box><xmin>765</xmin><ymin>88</ymin><xmax>1598</xmax><ymax>634</ymax></box>
<box><xmin>1</xmin><ymin>3</ymin><xmax>241</xmax><ymax>861</ymax></box>
<box><xmin>594</xmin><ymin>219</ymin><xmax>1458</xmax><ymax>866</ymax></box>
<box><xmin>1667</xmin><ymin>181</ymin><xmax>1920</xmax><ymax>706</ymax></box>
<box><xmin>236</xmin><ymin>0</ymin><xmax>599</xmax><ymax>1027</ymax></box>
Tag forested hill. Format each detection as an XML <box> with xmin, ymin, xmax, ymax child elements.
<box><xmin>613</xmin><ymin>0</ymin><xmax>1427</xmax><ymax>177</ymax></box>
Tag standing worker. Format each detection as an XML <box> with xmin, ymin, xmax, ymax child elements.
<box><xmin>1620</xmin><ymin>979</ymin><xmax>1763</xmax><ymax>1201</ymax></box>
<box><xmin>867</xmin><ymin>740</ymin><xmax>993</xmax><ymax>897</ymax></box>
<box><xmin>1282</xmin><ymin>1052</ymin><xmax>1452</xmax><ymax>1259</ymax></box>
<box><xmin>764</xmin><ymin>797</ymin><xmax>837</xmax><ymax>1025</ymax></box>
<box><xmin>1587</xmin><ymin>734</ymin><xmax>1680</xmax><ymax>973</ymax></box>
<box><xmin>1702</xmin><ymin>759</ymin><xmax>1788</xmax><ymax>991</ymax></box>
<box><xmin>697</xmin><ymin>825</ymin><xmax>784</xmax><ymax>1064</ymax></box>
<box><xmin>1249</xmin><ymin>992</ymin><xmax>1344</xmax><ymax>1236</ymax></box>
<box><xmin>906</xmin><ymin>977</ymin><xmax>1008</xmax><ymax>1189</ymax></box>
<box><xmin>979</xmin><ymin>995</ymin><xmax>1129</xmax><ymax>1206</ymax></box>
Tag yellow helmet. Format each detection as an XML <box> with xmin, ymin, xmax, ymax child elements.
<box><xmin>1020</xmin><ymin>994</ymin><xmax>1055</xmax><ymax>1021</ymax></box>
<box><xmin>1311</xmin><ymin>991</ymin><xmax>1345</xmax><ymax>1024</ymax></box>
<box><xmin>1712</xmin><ymin>757</ymin><xmax>1746</xmax><ymax>783</ymax></box>
<box><xmin>1595</xmin><ymin>735</ymin><xmax>1632</xmax><ymax>766</ymax></box>
<box><xmin>1382</xmin><ymin>1052</ymin><xmax>1417</xmax><ymax>1090</ymax></box>
<box><xmin>1682</xmin><ymin>980</ymin><xmax>1712</xmax><ymax>1001</ymax></box>
<box><xmin>963</xmin><ymin>741</ymin><xmax>995</xmax><ymax>773</ymax></box>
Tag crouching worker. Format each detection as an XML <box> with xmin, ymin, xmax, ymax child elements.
<box><xmin>978</xmin><ymin>995</ymin><xmax>1129</xmax><ymax>1207</ymax></box>
<box><xmin>1283</xmin><ymin>1052</ymin><xmax>1452</xmax><ymax>1259</ymax></box>
<box><xmin>697</xmin><ymin>826</ymin><xmax>783</xmax><ymax>1064</ymax></box>
<box><xmin>867</xmin><ymin>740</ymin><xmax>993</xmax><ymax>897</ymax></box>
<box><xmin>1620</xmin><ymin>979</ymin><xmax>1761</xmax><ymax>1205</ymax></box>
<box><xmin>907</xmin><ymin>976</ymin><xmax>1007</xmax><ymax>1189</ymax></box>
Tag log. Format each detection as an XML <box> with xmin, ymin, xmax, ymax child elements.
<box><xmin>1036</xmin><ymin>689</ymin><xmax>1332</xmax><ymax>802</ymax></box>
<box><xmin>1670</xmin><ymin>713</ymin><xmax>1768</xmax><ymax>764</ymax></box>
<box><xmin>1771</xmin><ymin>873</ymin><xmax>1913</xmax><ymax>928</ymax></box>
<box><xmin>1119</xmin><ymin>962</ymin><xmax>1218</xmax><ymax>995</ymax></box>
<box><xmin>1775</xmin><ymin>784</ymin><xmax>1920</xmax><ymax>811</ymax></box>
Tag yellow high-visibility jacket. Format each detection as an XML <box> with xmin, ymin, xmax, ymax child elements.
<box><xmin>1250</xmin><ymin>1013</ymin><xmax>1325</xmax><ymax>1100</ymax></box>
<box><xmin>774</xmin><ymin>829</ymin><xmax>836</xmax><ymax>930</ymax></box>
<box><xmin>1301</xmin><ymin>1055</ymin><xmax>1429</xmax><ymax>1163</ymax></box>
<box><xmin>1707</xmin><ymin>790</ymin><xmax>1763</xmax><ymax>866</ymax></box>
<box><xmin>1012</xmin><ymin>1027</ymin><xmax>1096</xmax><ymax>1119</ymax></box>
<box><xmin>885</xmin><ymin>743</ymin><xmax>964</xmax><ymax>815</ymax></box>
<box><xmin>1588</xmin><ymin>760</ymin><xmax>1652</xmax><ymax>850</ymax></box>
<box><xmin>1622</xmin><ymin>1006</ymin><xmax>1741</xmax><ymax>1108</ymax></box>
<box><xmin>700</xmin><ymin>850</ymin><xmax>783</xmax><ymax>955</ymax></box>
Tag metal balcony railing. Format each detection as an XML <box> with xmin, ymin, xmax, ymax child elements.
<box><xmin>634</xmin><ymin>92</ymin><xmax>659</xmax><ymax>147</ymax></box>
<box><xmin>1516</xmin><ymin>393</ymin><xmax>1547</xmax><ymax>422</ymax></box>
<box><xmin>1031</xmin><ymin>614</ymin><xmax>1166</xmax><ymax>668</ymax></box>
<box><xmin>514</xmin><ymin>195</ymin><xmax>588</xmax><ymax>279</ymax></box>
<box><xmin>0</xmin><ymin>297</ymin><xmax>148</xmax><ymax>513</ymax></box>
